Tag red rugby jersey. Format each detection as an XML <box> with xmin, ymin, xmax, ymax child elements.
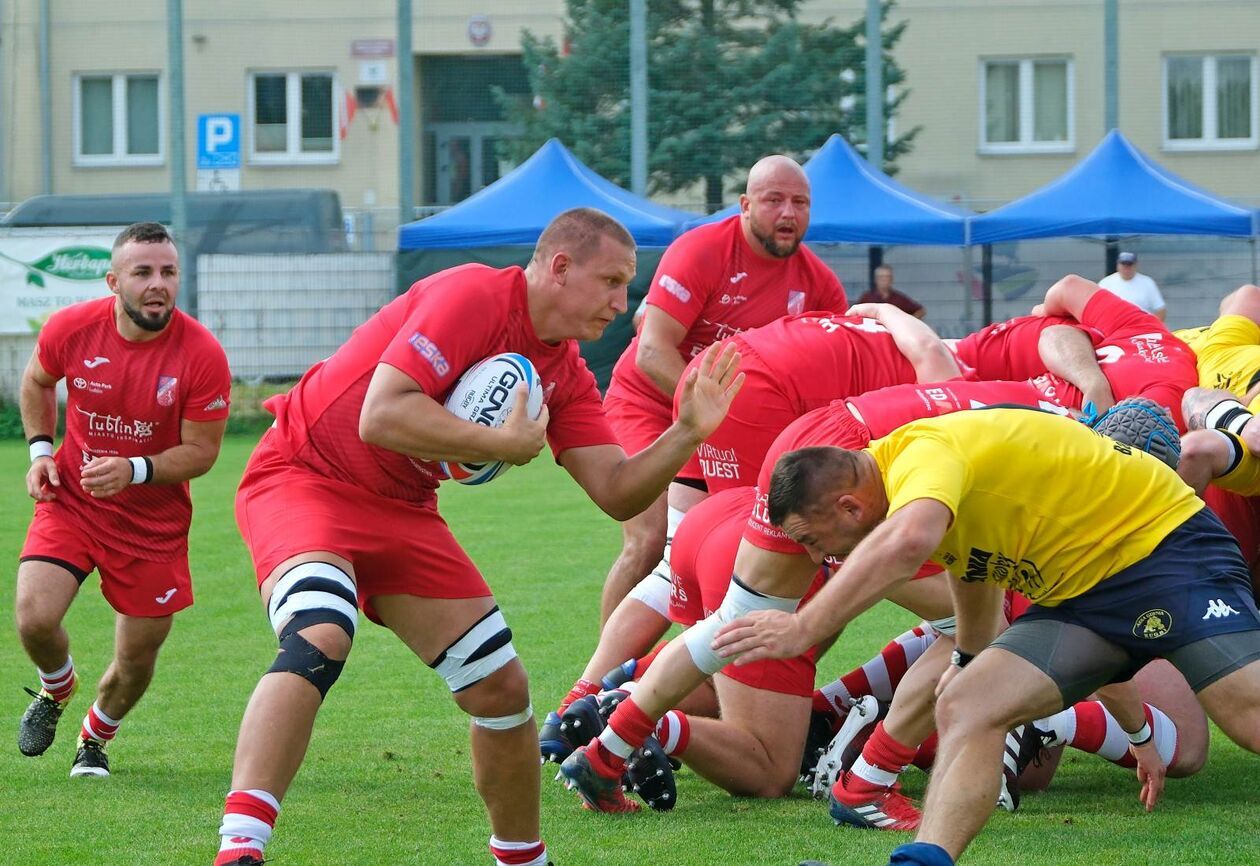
<box><xmin>36</xmin><ymin>297</ymin><xmax>231</xmax><ymax>559</ymax></box>
<box><xmin>607</xmin><ymin>215</ymin><xmax>847</xmax><ymax>406</ymax></box>
<box><xmin>264</xmin><ymin>264</ymin><xmax>617</xmax><ymax>503</ymax></box>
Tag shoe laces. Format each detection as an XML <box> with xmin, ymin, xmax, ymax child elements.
<box><xmin>23</xmin><ymin>686</ymin><xmax>58</xmax><ymax>707</ymax></box>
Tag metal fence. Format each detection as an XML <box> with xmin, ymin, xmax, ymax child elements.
<box><xmin>198</xmin><ymin>253</ymin><xmax>395</xmax><ymax>382</ymax></box>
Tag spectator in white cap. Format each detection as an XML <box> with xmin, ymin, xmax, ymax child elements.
<box><xmin>1099</xmin><ymin>252</ymin><xmax>1167</xmax><ymax>320</ymax></box>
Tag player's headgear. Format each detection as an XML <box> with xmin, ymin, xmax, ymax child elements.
<box><xmin>1090</xmin><ymin>397</ymin><xmax>1181</xmax><ymax>469</ymax></box>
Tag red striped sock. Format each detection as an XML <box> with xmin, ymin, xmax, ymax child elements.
<box><xmin>216</xmin><ymin>789</ymin><xmax>279</xmax><ymax>865</ymax></box>
<box><xmin>595</xmin><ymin>697</ymin><xmax>657</xmax><ymax>770</ymax></box>
<box><xmin>633</xmin><ymin>642</ymin><xmax>669</xmax><ymax>680</ymax></box>
<box><xmin>654</xmin><ymin>710</ymin><xmax>690</xmax><ymax>756</ymax></box>
<box><xmin>557</xmin><ymin>679</ymin><xmax>600</xmax><ymax>714</ymax></box>
<box><xmin>39</xmin><ymin>658</ymin><xmax>77</xmax><ymax>704</ymax></box>
<box><xmin>1065</xmin><ymin>701</ymin><xmax>1107</xmax><ymax>753</ymax></box>
<box><xmin>80</xmin><ymin>703</ymin><xmax>120</xmax><ymax>743</ymax></box>
<box><xmin>911</xmin><ymin>732</ymin><xmax>938</xmax><ymax>770</ymax></box>
<box><xmin>489</xmin><ymin>836</ymin><xmax>547</xmax><ymax>866</ymax></box>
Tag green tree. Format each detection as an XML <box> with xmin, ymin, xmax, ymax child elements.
<box><xmin>499</xmin><ymin>0</ymin><xmax>919</xmax><ymax>211</ymax></box>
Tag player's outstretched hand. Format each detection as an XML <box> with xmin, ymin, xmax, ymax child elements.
<box><xmin>676</xmin><ymin>342</ymin><xmax>744</xmax><ymax>441</ymax></box>
<box><xmin>80</xmin><ymin>455</ymin><xmax>135</xmax><ymax>499</ymax></box>
<box><xmin>1130</xmin><ymin>739</ymin><xmax>1166</xmax><ymax>812</ymax></box>
<box><xmin>498</xmin><ymin>384</ymin><xmax>549</xmax><ymax>466</ymax></box>
<box><xmin>26</xmin><ymin>456</ymin><xmax>60</xmax><ymax>502</ymax></box>
<box><xmin>712</xmin><ymin>610</ymin><xmax>807</xmax><ymax>664</ymax></box>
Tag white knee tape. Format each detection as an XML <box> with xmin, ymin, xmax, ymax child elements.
<box><xmin>666</xmin><ymin>505</ymin><xmax>686</xmax><ymax>539</ymax></box>
<box><xmin>433</xmin><ymin>608</ymin><xmax>517</xmax><ymax>693</ymax></box>
<box><xmin>627</xmin><ymin>572</ymin><xmax>673</xmax><ymax>618</ymax></box>
<box><xmin>473</xmin><ymin>704</ymin><xmax>534</xmax><ymax>731</ymax></box>
<box><xmin>682</xmin><ymin>577</ymin><xmax>800</xmax><ymax>675</ymax></box>
<box><xmin>268</xmin><ymin>561</ymin><xmax>358</xmax><ymax>639</ymax></box>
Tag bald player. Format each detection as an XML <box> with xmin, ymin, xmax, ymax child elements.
<box><xmin>597</xmin><ymin>155</ymin><xmax>848</xmax><ymax>624</ymax></box>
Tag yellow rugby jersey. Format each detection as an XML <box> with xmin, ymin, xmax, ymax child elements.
<box><xmin>1175</xmin><ymin>316</ymin><xmax>1260</xmax><ymax>402</ymax></box>
<box><xmin>865</xmin><ymin>409</ymin><xmax>1203</xmax><ymax>605</ymax></box>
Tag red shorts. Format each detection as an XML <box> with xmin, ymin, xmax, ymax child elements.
<box><xmin>669</xmin><ymin>557</ymin><xmax>825</xmax><ymax>698</ymax></box>
<box><xmin>236</xmin><ymin>433</ymin><xmax>490</xmax><ymax>623</ymax></box>
<box><xmin>603</xmin><ymin>390</ymin><xmax>702</xmax><ymax>481</ymax></box>
<box><xmin>21</xmin><ymin>503</ymin><xmax>193</xmax><ymax>617</ymax></box>
<box><xmin>1204</xmin><ymin>485</ymin><xmax>1260</xmax><ymax>593</ymax></box>
<box><xmin>677</xmin><ymin>350</ymin><xmax>798</xmax><ymax>493</ymax></box>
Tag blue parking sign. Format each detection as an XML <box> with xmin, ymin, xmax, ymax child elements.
<box><xmin>197</xmin><ymin>114</ymin><xmax>241</xmax><ymax>169</ymax></box>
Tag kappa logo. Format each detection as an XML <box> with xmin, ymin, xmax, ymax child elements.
<box><xmin>203</xmin><ymin>395</ymin><xmax>228</xmax><ymax>412</ymax></box>
<box><xmin>83</xmin><ymin>356</ymin><xmax>110</xmax><ymax>369</ymax></box>
<box><xmin>1133</xmin><ymin>609</ymin><xmax>1173</xmax><ymax>639</ymax></box>
<box><xmin>1202</xmin><ymin>598</ymin><xmax>1240</xmax><ymax>620</ymax></box>
<box><xmin>156</xmin><ymin>376</ymin><xmax>178</xmax><ymax>407</ymax></box>
<box><xmin>155</xmin><ymin>588</ymin><xmax>177</xmax><ymax>605</ymax></box>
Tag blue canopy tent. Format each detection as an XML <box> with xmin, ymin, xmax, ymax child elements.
<box><xmin>968</xmin><ymin>130</ymin><xmax>1259</xmax><ymax>322</ymax></box>
<box><xmin>685</xmin><ymin>134</ymin><xmax>970</xmax><ymax>245</ymax></box>
<box><xmin>397</xmin><ymin>139</ymin><xmax>696</xmax><ymax>387</ymax></box>
<box><xmin>971</xmin><ymin>130</ymin><xmax>1258</xmax><ymax>243</ymax></box>
<box><xmin>399</xmin><ymin>138</ymin><xmax>693</xmax><ymax>249</ymax></box>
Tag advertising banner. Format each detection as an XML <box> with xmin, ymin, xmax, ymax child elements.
<box><xmin>0</xmin><ymin>231</ymin><xmax>115</xmax><ymax>333</ymax></box>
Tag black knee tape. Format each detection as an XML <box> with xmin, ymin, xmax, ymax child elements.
<box><xmin>267</xmin><ymin>632</ymin><xmax>345</xmax><ymax>699</ymax></box>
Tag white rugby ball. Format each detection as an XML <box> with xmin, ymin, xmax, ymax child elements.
<box><xmin>440</xmin><ymin>352</ymin><xmax>545</xmax><ymax>485</ymax></box>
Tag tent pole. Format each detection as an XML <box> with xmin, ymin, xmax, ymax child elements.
<box><xmin>981</xmin><ymin>244</ymin><xmax>994</xmax><ymax>326</ymax></box>
<box><xmin>961</xmin><ymin>244</ymin><xmax>974</xmax><ymax>329</ymax></box>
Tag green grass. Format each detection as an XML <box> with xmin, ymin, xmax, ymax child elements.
<box><xmin>1</xmin><ymin>435</ymin><xmax>1257</xmax><ymax>865</ymax></box>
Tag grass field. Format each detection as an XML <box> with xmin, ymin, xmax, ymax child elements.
<box><xmin>1</xmin><ymin>433</ymin><xmax>1257</xmax><ymax>865</ymax></box>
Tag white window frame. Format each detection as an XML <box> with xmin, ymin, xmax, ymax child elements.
<box><xmin>72</xmin><ymin>72</ymin><xmax>165</xmax><ymax>167</ymax></box>
<box><xmin>978</xmin><ymin>57</ymin><xmax>1075</xmax><ymax>155</ymax></box>
<box><xmin>247</xmin><ymin>70</ymin><xmax>340</xmax><ymax>165</ymax></box>
<box><xmin>1162</xmin><ymin>54</ymin><xmax>1258</xmax><ymax>152</ymax></box>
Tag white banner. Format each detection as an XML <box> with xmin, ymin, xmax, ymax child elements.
<box><xmin>0</xmin><ymin>231</ymin><xmax>116</xmax><ymax>334</ymax></box>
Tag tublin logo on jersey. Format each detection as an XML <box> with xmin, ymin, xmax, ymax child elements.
<box><xmin>156</xmin><ymin>376</ymin><xmax>178</xmax><ymax>407</ymax></box>
<box><xmin>203</xmin><ymin>395</ymin><xmax>228</xmax><ymax>412</ymax></box>
<box><xmin>1133</xmin><ymin>609</ymin><xmax>1172</xmax><ymax>639</ymax></box>
<box><xmin>83</xmin><ymin>356</ymin><xmax>110</xmax><ymax>369</ymax></box>
<box><xmin>728</xmin><ymin>272</ymin><xmax>748</xmax><ymax>284</ymax></box>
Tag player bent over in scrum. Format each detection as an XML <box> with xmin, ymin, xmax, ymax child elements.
<box><xmin>715</xmin><ymin>409</ymin><xmax>1260</xmax><ymax>866</ymax></box>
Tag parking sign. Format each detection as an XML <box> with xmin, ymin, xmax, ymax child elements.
<box><xmin>197</xmin><ymin>114</ymin><xmax>241</xmax><ymax>169</ymax></box>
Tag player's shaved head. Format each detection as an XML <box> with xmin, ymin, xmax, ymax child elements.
<box><xmin>741</xmin><ymin>156</ymin><xmax>811</xmax><ymax>258</ymax></box>
<box><xmin>767</xmin><ymin>447</ymin><xmax>861</xmax><ymax>526</ymax></box>
<box><xmin>745</xmin><ymin>155</ymin><xmax>809</xmax><ymax>198</ymax></box>
<box><xmin>534</xmin><ymin>208</ymin><xmax>635</xmax><ymax>266</ymax></box>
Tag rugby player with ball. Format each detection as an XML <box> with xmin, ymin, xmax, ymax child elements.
<box><xmin>212</xmin><ymin>208</ymin><xmax>743</xmax><ymax>866</ymax></box>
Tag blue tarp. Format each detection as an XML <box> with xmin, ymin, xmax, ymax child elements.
<box><xmin>398</xmin><ymin>139</ymin><xmax>694</xmax><ymax>249</ymax></box>
<box><xmin>971</xmin><ymin>130</ymin><xmax>1259</xmax><ymax>243</ymax></box>
<box><xmin>685</xmin><ymin>134</ymin><xmax>970</xmax><ymax>246</ymax></box>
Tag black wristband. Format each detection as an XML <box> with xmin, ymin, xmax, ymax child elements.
<box><xmin>951</xmin><ymin>648</ymin><xmax>976</xmax><ymax>668</ymax></box>
<box><xmin>28</xmin><ymin>434</ymin><xmax>53</xmax><ymax>445</ymax></box>
<box><xmin>143</xmin><ymin>456</ymin><xmax>154</xmax><ymax>484</ymax></box>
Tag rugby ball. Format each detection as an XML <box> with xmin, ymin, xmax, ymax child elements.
<box><xmin>439</xmin><ymin>353</ymin><xmax>545</xmax><ymax>485</ymax></box>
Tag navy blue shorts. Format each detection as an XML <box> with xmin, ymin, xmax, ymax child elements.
<box><xmin>1016</xmin><ymin>508</ymin><xmax>1260</xmax><ymax>658</ymax></box>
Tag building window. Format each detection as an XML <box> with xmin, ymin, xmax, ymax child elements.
<box><xmin>248</xmin><ymin>71</ymin><xmax>338</xmax><ymax>163</ymax></box>
<box><xmin>1164</xmin><ymin>55</ymin><xmax>1257</xmax><ymax>150</ymax></box>
<box><xmin>979</xmin><ymin>58</ymin><xmax>1073</xmax><ymax>154</ymax></box>
<box><xmin>73</xmin><ymin>73</ymin><xmax>163</xmax><ymax>166</ymax></box>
